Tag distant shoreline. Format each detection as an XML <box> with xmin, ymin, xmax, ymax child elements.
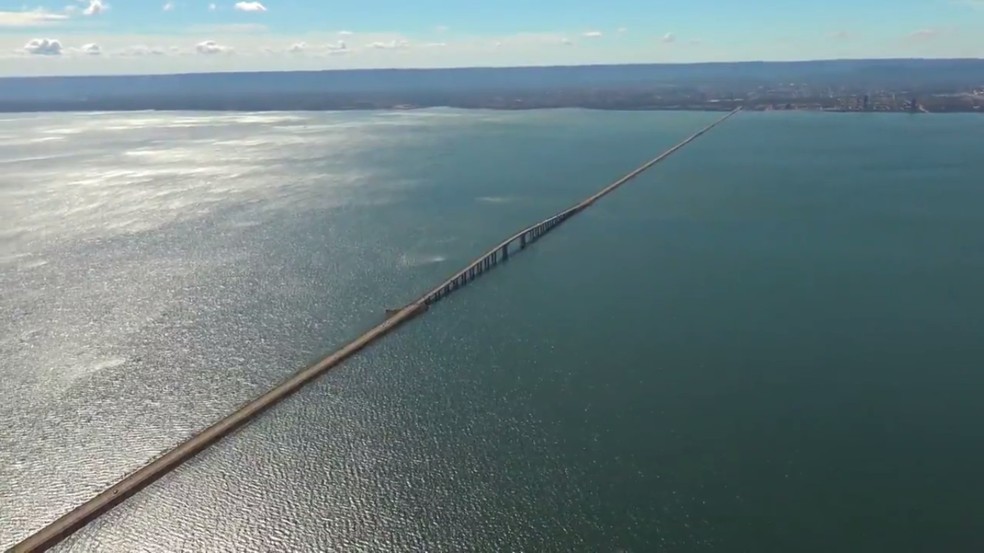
<box><xmin>2</xmin><ymin>58</ymin><xmax>981</xmax><ymax>115</ymax></box>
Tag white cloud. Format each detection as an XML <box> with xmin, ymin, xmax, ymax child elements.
<box><xmin>661</xmin><ymin>32</ymin><xmax>676</xmax><ymax>43</ymax></box>
<box><xmin>0</xmin><ymin>9</ymin><xmax>69</xmax><ymax>27</ymax></box>
<box><xmin>196</xmin><ymin>40</ymin><xmax>231</xmax><ymax>54</ymax></box>
<box><xmin>22</xmin><ymin>38</ymin><xmax>63</xmax><ymax>55</ymax></box>
<box><xmin>234</xmin><ymin>1</ymin><xmax>266</xmax><ymax>12</ymax></box>
<box><xmin>435</xmin><ymin>25</ymin><xmax>449</xmax><ymax>33</ymax></box>
<box><xmin>121</xmin><ymin>44</ymin><xmax>166</xmax><ymax>56</ymax></box>
<box><xmin>368</xmin><ymin>39</ymin><xmax>408</xmax><ymax>49</ymax></box>
<box><xmin>287</xmin><ymin>40</ymin><xmax>346</xmax><ymax>55</ymax></box>
<box><xmin>83</xmin><ymin>0</ymin><xmax>106</xmax><ymax>16</ymax></box>
<box><xmin>560</xmin><ymin>37</ymin><xmax>573</xmax><ymax>45</ymax></box>
<box><xmin>908</xmin><ymin>28</ymin><xmax>940</xmax><ymax>40</ymax></box>
<box><xmin>338</xmin><ymin>30</ymin><xmax>354</xmax><ymax>36</ymax></box>
<box><xmin>423</xmin><ymin>42</ymin><xmax>447</xmax><ymax>48</ymax></box>
<box><xmin>162</xmin><ymin>2</ymin><xmax>174</xmax><ymax>12</ymax></box>
<box><xmin>582</xmin><ymin>31</ymin><xmax>603</xmax><ymax>38</ymax></box>
<box><xmin>616</xmin><ymin>27</ymin><xmax>628</xmax><ymax>35</ymax></box>
<box><xmin>208</xmin><ymin>3</ymin><xmax>217</xmax><ymax>11</ymax></box>
<box><xmin>80</xmin><ymin>42</ymin><xmax>101</xmax><ymax>55</ymax></box>
<box><xmin>829</xmin><ymin>30</ymin><xmax>851</xmax><ymax>40</ymax></box>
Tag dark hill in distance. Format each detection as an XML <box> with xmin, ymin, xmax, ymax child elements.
<box><xmin>2</xmin><ymin>58</ymin><xmax>983</xmax><ymax>113</ymax></box>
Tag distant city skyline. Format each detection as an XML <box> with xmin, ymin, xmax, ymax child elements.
<box><xmin>1</xmin><ymin>0</ymin><xmax>983</xmax><ymax>76</ymax></box>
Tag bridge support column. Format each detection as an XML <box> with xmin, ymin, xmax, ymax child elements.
<box><xmin>520</xmin><ymin>234</ymin><xmax>527</xmax><ymax>249</ymax></box>
<box><xmin>501</xmin><ymin>244</ymin><xmax>509</xmax><ymax>260</ymax></box>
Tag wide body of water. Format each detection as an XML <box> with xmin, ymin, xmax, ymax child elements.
<box><xmin>1</xmin><ymin>109</ymin><xmax>982</xmax><ymax>552</ymax></box>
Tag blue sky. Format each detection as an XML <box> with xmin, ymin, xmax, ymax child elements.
<box><xmin>1</xmin><ymin>0</ymin><xmax>982</xmax><ymax>75</ymax></box>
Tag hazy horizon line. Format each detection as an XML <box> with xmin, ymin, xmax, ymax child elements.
<box><xmin>2</xmin><ymin>56</ymin><xmax>981</xmax><ymax>80</ymax></box>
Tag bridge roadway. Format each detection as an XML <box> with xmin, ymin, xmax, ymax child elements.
<box><xmin>9</xmin><ymin>107</ymin><xmax>741</xmax><ymax>553</ymax></box>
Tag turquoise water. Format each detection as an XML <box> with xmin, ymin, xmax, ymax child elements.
<box><xmin>2</xmin><ymin>110</ymin><xmax>983</xmax><ymax>551</ymax></box>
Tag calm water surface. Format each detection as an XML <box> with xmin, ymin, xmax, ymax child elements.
<box><xmin>1</xmin><ymin>110</ymin><xmax>982</xmax><ymax>552</ymax></box>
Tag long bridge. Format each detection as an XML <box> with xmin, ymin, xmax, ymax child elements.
<box><xmin>421</xmin><ymin>107</ymin><xmax>741</xmax><ymax>305</ymax></box>
<box><xmin>9</xmin><ymin>107</ymin><xmax>741</xmax><ymax>553</ymax></box>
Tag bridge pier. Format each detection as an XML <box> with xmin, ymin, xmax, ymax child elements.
<box><xmin>520</xmin><ymin>234</ymin><xmax>527</xmax><ymax>249</ymax></box>
<box><xmin>501</xmin><ymin>244</ymin><xmax>509</xmax><ymax>260</ymax></box>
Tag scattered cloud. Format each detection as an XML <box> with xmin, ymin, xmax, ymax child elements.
<box><xmin>282</xmin><ymin>40</ymin><xmax>347</xmax><ymax>56</ymax></box>
<box><xmin>616</xmin><ymin>27</ymin><xmax>628</xmax><ymax>35</ymax></box>
<box><xmin>0</xmin><ymin>9</ymin><xmax>69</xmax><ymax>27</ymax></box>
<box><xmin>661</xmin><ymin>32</ymin><xmax>676</xmax><ymax>43</ymax></box>
<box><xmin>435</xmin><ymin>25</ymin><xmax>449</xmax><ymax>33</ymax></box>
<box><xmin>22</xmin><ymin>38</ymin><xmax>63</xmax><ymax>55</ymax></box>
<box><xmin>79</xmin><ymin>43</ymin><xmax>101</xmax><ymax>55</ymax></box>
<box><xmin>829</xmin><ymin>30</ymin><xmax>851</xmax><ymax>40</ymax></box>
<box><xmin>196</xmin><ymin>40</ymin><xmax>231</xmax><ymax>54</ymax></box>
<box><xmin>234</xmin><ymin>1</ymin><xmax>266</xmax><ymax>12</ymax></box>
<box><xmin>121</xmin><ymin>44</ymin><xmax>166</xmax><ymax>56</ymax></box>
<box><xmin>908</xmin><ymin>28</ymin><xmax>940</xmax><ymax>40</ymax></box>
<box><xmin>368</xmin><ymin>39</ymin><xmax>408</xmax><ymax>49</ymax></box>
<box><xmin>82</xmin><ymin>0</ymin><xmax>106</xmax><ymax>16</ymax></box>
<box><xmin>208</xmin><ymin>3</ymin><xmax>217</xmax><ymax>11</ymax></box>
<box><xmin>337</xmin><ymin>30</ymin><xmax>354</xmax><ymax>36</ymax></box>
<box><xmin>582</xmin><ymin>31</ymin><xmax>603</xmax><ymax>38</ymax></box>
<box><xmin>162</xmin><ymin>2</ymin><xmax>174</xmax><ymax>12</ymax></box>
<box><xmin>423</xmin><ymin>42</ymin><xmax>447</xmax><ymax>48</ymax></box>
<box><xmin>560</xmin><ymin>37</ymin><xmax>573</xmax><ymax>46</ymax></box>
